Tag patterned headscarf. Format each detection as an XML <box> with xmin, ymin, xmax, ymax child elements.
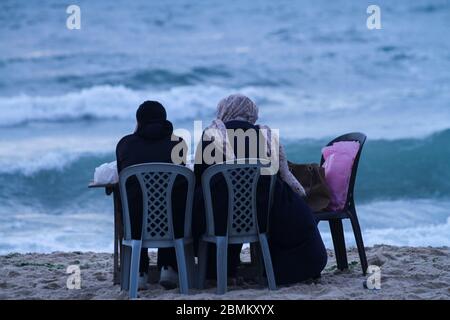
<box><xmin>205</xmin><ymin>94</ymin><xmax>306</xmax><ymax>197</ymax></box>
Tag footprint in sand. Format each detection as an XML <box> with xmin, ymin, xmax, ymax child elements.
<box><xmin>41</xmin><ymin>278</ymin><xmax>57</xmax><ymax>284</ymax></box>
<box><xmin>368</xmin><ymin>253</ymin><xmax>388</xmax><ymax>266</ymax></box>
<box><xmin>94</xmin><ymin>272</ymin><xmax>108</xmax><ymax>282</ymax></box>
<box><xmin>78</xmin><ymin>293</ymin><xmax>95</xmax><ymax>300</ymax></box>
<box><xmin>42</xmin><ymin>282</ymin><xmax>61</xmax><ymax>289</ymax></box>
<box><xmin>8</xmin><ymin>271</ymin><xmax>20</xmax><ymax>277</ymax></box>
<box><xmin>0</xmin><ymin>282</ymin><xmax>17</xmax><ymax>289</ymax></box>
<box><xmin>15</xmin><ymin>289</ymin><xmax>33</xmax><ymax>296</ymax></box>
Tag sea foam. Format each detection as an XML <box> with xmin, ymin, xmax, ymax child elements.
<box><xmin>1</xmin><ymin>85</ymin><xmax>450</xmax><ymax>140</ymax></box>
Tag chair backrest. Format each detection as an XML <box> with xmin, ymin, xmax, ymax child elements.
<box><xmin>119</xmin><ymin>163</ymin><xmax>195</xmax><ymax>242</ymax></box>
<box><xmin>202</xmin><ymin>159</ymin><xmax>275</xmax><ymax>242</ymax></box>
<box><xmin>320</xmin><ymin>132</ymin><xmax>366</xmax><ymax>210</ymax></box>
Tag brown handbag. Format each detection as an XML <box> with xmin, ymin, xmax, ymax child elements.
<box><xmin>287</xmin><ymin>161</ymin><xmax>331</xmax><ymax>212</ymax></box>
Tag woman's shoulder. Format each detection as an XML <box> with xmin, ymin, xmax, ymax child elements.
<box><xmin>169</xmin><ymin>134</ymin><xmax>186</xmax><ymax>147</ymax></box>
<box><xmin>224</xmin><ymin>120</ymin><xmax>258</xmax><ymax>130</ymax></box>
<box><xmin>116</xmin><ymin>133</ymin><xmax>137</xmax><ymax>151</ymax></box>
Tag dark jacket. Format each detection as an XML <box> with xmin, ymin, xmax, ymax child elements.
<box><xmin>116</xmin><ymin>121</ymin><xmax>184</xmax><ymax>171</ymax></box>
<box><xmin>192</xmin><ymin>120</ymin><xmax>269</xmax><ymax>277</ymax></box>
<box><xmin>116</xmin><ymin>121</ymin><xmax>187</xmax><ymax>239</ymax></box>
<box><xmin>193</xmin><ymin>120</ymin><xmax>327</xmax><ymax>284</ymax></box>
<box><xmin>193</xmin><ymin>120</ymin><xmax>271</xmax><ymax>236</ymax></box>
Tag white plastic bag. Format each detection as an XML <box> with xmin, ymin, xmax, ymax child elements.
<box><xmin>93</xmin><ymin>161</ymin><xmax>119</xmax><ymax>185</ymax></box>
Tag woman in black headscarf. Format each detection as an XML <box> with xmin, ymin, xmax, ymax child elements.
<box><xmin>116</xmin><ymin>100</ymin><xmax>187</xmax><ymax>289</ymax></box>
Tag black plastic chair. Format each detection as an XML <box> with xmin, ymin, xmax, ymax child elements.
<box><xmin>315</xmin><ymin>132</ymin><xmax>368</xmax><ymax>275</ymax></box>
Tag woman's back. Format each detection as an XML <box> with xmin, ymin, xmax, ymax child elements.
<box><xmin>192</xmin><ymin>94</ymin><xmax>327</xmax><ymax>285</ymax></box>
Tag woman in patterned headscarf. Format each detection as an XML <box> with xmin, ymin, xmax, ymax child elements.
<box><xmin>193</xmin><ymin>94</ymin><xmax>328</xmax><ymax>285</ymax></box>
<box><xmin>204</xmin><ymin>93</ymin><xmax>306</xmax><ymax>196</ymax></box>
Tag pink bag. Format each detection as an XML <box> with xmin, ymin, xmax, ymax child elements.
<box><xmin>321</xmin><ymin>141</ymin><xmax>360</xmax><ymax>211</ymax></box>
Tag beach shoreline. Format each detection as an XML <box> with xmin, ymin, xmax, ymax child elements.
<box><xmin>1</xmin><ymin>245</ymin><xmax>448</xmax><ymax>300</ymax></box>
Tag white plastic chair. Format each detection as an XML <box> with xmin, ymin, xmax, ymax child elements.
<box><xmin>118</xmin><ymin>163</ymin><xmax>195</xmax><ymax>298</ymax></box>
<box><xmin>197</xmin><ymin>159</ymin><xmax>277</xmax><ymax>294</ymax></box>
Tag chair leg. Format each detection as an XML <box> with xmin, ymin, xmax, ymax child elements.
<box><xmin>174</xmin><ymin>239</ymin><xmax>190</xmax><ymax>294</ymax></box>
<box><xmin>216</xmin><ymin>236</ymin><xmax>228</xmax><ymax>295</ymax></box>
<box><xmin>184</xmin><ymin>242</ymin><xmax>196</xmax><ymax>289</ymax></box>
<box><xmin>329</xmin><ymin>219</ymin><xmax>348</xmax><ymax>271</ymax></box>
<box><xmin>250</xmin><ymin>242</ymin><xmax>258</xmax><ymax>266</ymax></box>
<box><xmin>120</xmin><ymin>245</ymin><xmax>131</xmax><ymax>291</ymax></box>
<box><xmin>348</xmin><ymin>210</ymin><xmax>368</xmax><ymax>275</ymax></box>
<box><xmin>258</xmin><ymin>234</ymin><xmax>276</xmax><ymax>290</ymax></box>
<box><xmin>197</xmin><ymin>240</ymin><xmax>208</xmax><ymax>289</ymax></box>
<box><xmin>250</xmin><ymin>242</ymin><xmax>264</xmax><ymax>285</ymax></box>
<box><xmin>128</xmin><ymin>240</ymin><xmax>142</xmax><ymax>299</ymax></box>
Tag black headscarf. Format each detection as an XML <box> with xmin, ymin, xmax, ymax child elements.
<box><xmin>135</xmin><ymin>101</ymin><xmax>173</xmax><ymax>140</ymax></box>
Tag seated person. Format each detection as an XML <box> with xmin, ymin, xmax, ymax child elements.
<box><xmin>116</xmin><ymin>100</ymin><xmax>187</xmax><ymax>290</ymax></box>
<box><xmin>193</xmin><ymin>94</ymin><xmax>328</xmax><ymax>285</ymax></box>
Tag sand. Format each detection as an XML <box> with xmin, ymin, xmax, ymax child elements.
<box><xmin>0</xmin><ymin>245</ymin><xmax>449</xmax><ymax>300</ymax></box>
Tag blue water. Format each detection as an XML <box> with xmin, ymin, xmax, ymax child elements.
<box><xmin>0</xmin><ymin>0</ymin><xmax>449</xmax><ymax>253</ymax></box>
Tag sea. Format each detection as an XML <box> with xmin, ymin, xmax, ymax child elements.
<box><xmin>0</xmin><ymin>0</ymin><xmax>449</xmax><ymax>253</ymax></box>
